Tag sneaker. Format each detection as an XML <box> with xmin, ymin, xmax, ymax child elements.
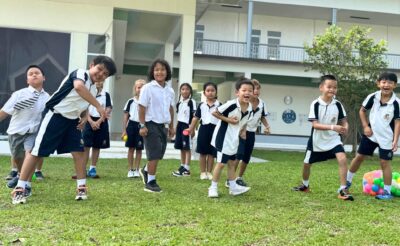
<box><xmin>24</xmin><ymin>186</ymin><xmax>32</xmax><ymax>198</ymax></box>
<box><xmin>7</xmin><ymin>176</ymin><xmax>19</xmax><ymax>189</ymax></box>
<box><xmin>34</xmin><ymin>171</ymin><xmax>44</xmax><ymax>180</ymax></box>
<box><xmin>292</xmin><ymin>184</ymin><xmax>310</xmax><ymax>192</ymax></box>
<box><xmin>200</xmin><ymin>172</ymin><xmax>208</xmax><ymax>180</ymax></box>
<box><xmin>338</xmin><ymin>188</ymin><xmax>354</xmax><ymax>201</ymax></box>
<box><xmin>224</xmin><ymin>179</ymin><xmax>229</xmax><ymax>188</ymax></box>
<box><xmin>206</xmin><ymin>172</ymin><xmax>213</xmax><ymax>180</ymax></box>
<box><xmin>5</xmin><ymin>170</ymin><xmax>18</xmax><ymax>180</ymax></box>
<box><xmin>11</xmin><ymin>187</ymin><xmax>26</xmax><ymax>205</ymax></box>
<box><xmin>172</xmin><ymin>166</ymin><xmax>190</xmax><ymax>177</ymax></box>
<box><xmin>133</xmin><ymin>170</ymin><xmax>140</xmax><ymax>178</ymax></box>
<box><xmin>139</xmin><ymin>167</ymin><xmax>148</xmax><ymax>184</ymax></box>
<box><xmin>144</xmin><ymin>180</ymin><xmax>162</xmax><ymax>193</ymax></box>
<box><xmin>376</xmin><ymin>190</ymin><xmax>393</xmax><ymax>200</ymax></box>
<box><xmin>229</xmin><ymin>185</ymin><xmax>251</xmax><ymax>196</ymax></box>
<box><xmin>345</xmin><ymin>180</ymin><xmax>352</xmax><ymax>190</ymax></box>
<box><xmin>236</xmin><ymin>178</ymin><xmax>248</xmax><ymax>187</ymax></box>
<box><xmin>208</xmin><ymin>186</ymin><xmax>219</xmax><ymax>198</ymax></box>
<box><xmin>87</xmin><ymin>168</ymin><xmax>97</xmax><ymax>178</ymax></box>
<box><xmin>75</xmin><ymin>185</ymin><xmax>88</xmax><ymax>201</ymax></box>
<box><xmin>127</xmin><ymin>170</ymin><xmax>134</xmax><ymax>178</ymax></box>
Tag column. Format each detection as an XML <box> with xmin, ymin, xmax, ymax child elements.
<box><xmin>179</xmin><ymin>14</ymin><xmax>195</xmax><ymax>85</ymax></box>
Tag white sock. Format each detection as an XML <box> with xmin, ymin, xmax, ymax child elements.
<box><xmin>144</xmin><ymin>164</ymin><xmax>148</xmax><ymax>172</ymax></box>
<box><xmin>237</xmin><ymin>176</ymin><xmax>242</xmax><ymax>180</ymax></box>
<box><xmin>347</xmin><ymin>171</ymin><xmax>355</xmax><ymax>182</ymax></box>
<box><xmin>77</xmin><ymin>179</ymin><xmax>86</xmax><ymax>187</ymax></box>
<box><xmin>180</xmin><ymin>163</ymin><xmax>184</xmax><ymax>166</ymax></box>
<box><xmin>229</xmin><ymin>180</ymin><xmax>237</xmax><ymax>188</ymax></box>
<box><xmin>35</xmin><ymin>169</ymin><xmax>41</xmax><ymax>172</ymax></box>
<box><xmin>211</xmin><ymin>181</ymin><xmax>218</xmax><ymax>188</ymax></box>
<box><xmin>184</xmin><ymin>164</ymin><xmax>190</xmax><ymax>170</ymax></box>
<box><xmin>384</xmin><ymin>185</ymin><xmax>391</xmax><ymax>194</ymax></box>
<box><xmin>89</xmin><ymin>165</ymin><xmax>96</xmax><ymax>170</ymax></box>
<box><xmin>11</xmin><ymin>168</ymin><xmax>18</xmax><ymax>172</ymax></box>
<box><xmin>17</xmin><ymin>180</ymin><xmax>28</xmax><ymax>189</ymax></box>
<box><xmin>303</xmin><ymin>180</ymin><xmax>309</xmax><ymax>187</ymax></box>
<box><xmin>339</xmin><ymin>185</ymin><xmax>346</xmax><ymax>190</ymax></box>
<box><xmin>148</xmin><ymin>175</ymin><xmax>155</xmax><ymax>183</ymax></box>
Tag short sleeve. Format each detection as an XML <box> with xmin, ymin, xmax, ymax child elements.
<box><xmin>124</xmin><ymin>99</ymin><xmax>133</xmax><ymax>113</ymax></box>
<box><xmin>1</xmin><ymin>91</ymin><xmax>19</xmax><ymax>115</ymax></box>
<box><xmin>362</xmin><ymin>93</ymin><xmax>375</xmax><ymax>110</ymax></box>
<box><xmin>195</xmin><ymin>102</ymin><xmax>202</xmax><ymax>118</ymax></box>
<box><xmin>337</xmin><ymin>102</ymin><xmax>347</xmax><ymax>120</ymax></box>
<box><xmin>138</xmin><ymin>84</ymin><xmax>149</xmax><ymax>107</ymax></box>
<box><xmin>105</xmin><ymin>92</ymin><xmax>112</xmax><ymax>108</ymax></box>
<box><xmin>308</xmin><ymin>101</ymin><xmax>318</xmax><ymax>121</ymax></box>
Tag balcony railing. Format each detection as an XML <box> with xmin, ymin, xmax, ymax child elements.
<box><xmin>193</xmin><ymin>38</ymin><xmax>400</xmax><ymax>70</ymax></box>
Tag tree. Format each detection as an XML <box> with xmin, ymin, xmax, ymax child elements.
<box><xmin>304</xmin><ymin>25</ymin><xmax>388</xmax><ymax>152</ymax></box>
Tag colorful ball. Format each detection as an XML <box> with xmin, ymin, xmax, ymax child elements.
<box><xmin>123</xmin><ymin>135</ymin><xmax>128</xmax><ymax>142</ymax></box>
<box><xmin>32</xmin><ymin>173</ymin><xmax>36</xmax><ymax>181</ymax></box>
<box><xmin>372</xmin><ymin>184</ymin><xmax>379</xmax><ymax>192</ymax></box>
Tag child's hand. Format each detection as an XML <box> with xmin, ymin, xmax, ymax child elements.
<box><xmin>392</xmin><ymin>141</ymin><xmax>398</xmax><ymax>152</ymax></box>
<box><xmin>77</xmin><ymin>117</ymin><xmax>87</xmax><ymax>130</ymax></box>
<box><xmin>139</xmin><ymin>127</ymin><xmax>148</xmax><ymax>137</ymax></box>
<box><xmin>264</xmin><ymin>126</ymin><xmax>271</xmax><ymax>135</ymax></box>
<box><xmin>363</xmin><ymin>126</ymin><xmax>373</xmax><ymax>137</ymax></box>
<box><xmin>97</xmin><ymin>106</ymin><xmax>107</xmax><ymax>121</ymax></box>
<box><xmin>333</xmin><ymin>125</ymin><xmax>347</xmax><ymax>135</ymax></box>
<box><xmin>228</xmin><ymin>116</ymin><xmax>239</xmax><ymax>124</ymax></box>
<box><xmin>168</xmin><ymin>126</ymin><xmax>175</xmax><ymax>139</ymax></box>
<box><xmin>239</xmin><ymin>129</ymin><xmax>246</xmax><ymax>140</ymax></box>
<box><xmin>121</xmin><ymin>131</ymin><xmax>127</xmax><ymax>139</ymax></box>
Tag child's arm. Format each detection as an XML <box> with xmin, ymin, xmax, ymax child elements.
<box><xmin>260</xmin><ymin>117</ymin><xmax>271</xmax><ymax>135</ymax></box>
<box><xmin>168</xmin><ymin>105</ymin><xmax>175</xmax><ymax>138</ymax></box>
<box><xmin>212</xmin><ymin>111</ymin><xmax>238</xmax><ymax>124</ymax></box>
<box><xmin>311</xmin><ymin>120</ymin><xmax>346</xmax><ymax>134</ymax></box>
<box><xmin>121</xmin><ymin>112</ymin><xmax>129</xmax><ymax>138</ymax></box>
<box><xmin>74</xmin><ymin>80</ymin><xmax>106</xmax><ymax>120</ymax></box>
<box><xmin>77</xmin><ymin>110</ymin><xmax>88</xmax><ymax>130</ymax></box>
<box><xmin>393</xmin><ymin>120</ymin><xmax>400</xmax><ymax>152</ymax></box>
<box><xmin>186</xmin><ymin>117</ymin><xmax>199</xmax><ymax>137</ymax></box>
<box><xmin>138</xmin><ymin>105</ymin><xmax>147</xmax><ymax>137</ymax></box>
<box><xmin>0</xmin><ymin>110</ymin><xmax>10</xmax><ymax>122</ymax></box>
<box><xmin>359</xmin><ymin>107</ymin><xmax>372</xmax><ymax>137</ymax></box>
<box><xmin>338</xmin><ymin>118</ymin><xmax>349</xmax><ymax>136</ymax></box>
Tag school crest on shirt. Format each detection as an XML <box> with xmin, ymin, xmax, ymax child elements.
<box><xmin>331</xmin><ymin>117</ymin><xmax>336</xmax><ymax>123</ymax></box>
<box><xmin>384</xmin><ymin>114</ymin><xmax>390</xmax><ymax>121</ymax></box>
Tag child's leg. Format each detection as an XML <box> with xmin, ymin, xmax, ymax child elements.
<box><xmin>349</xmin><ymin>153</ymin><xmax>365</xmax><ymax>173</ymax></box>
<box><xmin>83</xmin><ymin>147</ymin><xmax>91</xmax><ymax>170</ymax></box>
<box><xmin>335</xmin><ymin>152</ymin><xmax>347</xmax><ymax>187</ymax></box>
<box><xmin>147</xmin><ymin>160</ymin><xmax>159</xmax><ymax>176</ymax></box>
<box><xmin>180</xmin><ymin>150</ymin><xmax>185</xmax><ymax>166</ymax></box>
<box><xmin>35</xmin><ymin>158</ymin><xmax>44</xmax><ymax>171</ymax></box>
<box><xmin>71</xmin><ymin>151</ymin><xmax>86</xmax><ymax>180</ymax></box>
<box><xmin>184</xmin><ymin>149</ymin><xmax>191</xmax><ymax>166</ymax></box>
<box><xmin>18</xmin><ymin>153</ymin><xmax>40</xmax><ymax>181</ymax></box>
<box><xmin>206</xmin><ymin>154</ymin><xmax>214</xmax><ymax>173</ymax></box>
<box><xmin>128</xmin><ymin>147</ymin><xmax>134</xmax><ymax>170</ymax></box>
<box><xmin>14</xmin><ymin>157</ymin><xmax>24</xmax><ymax>172</ymax></box>
<box><xmin>211</xmin><ymin>162</ymin><xmax>224</xmax><ymax>183</ymax></box>
<box><xmin>238</xmin><ymin>161</ymin><xmax>248</xmax><ymax>178</ymax></box>
<box><xmin>302</xmin><ymin>163</ymin><xmax>311</xmax><ymax>184</ymax></box>
<box><xmin>91</xmin><ymin>148</ymin><xmax>100</xmax><ymax>167</ymax></box>
<box><xmin>134</xmin><ymin>149</ymin><xmax>142</xmax><ymax>170</ymax></box>
<box><xmin>380</xmin><ymin>159</ymin><xmax>392</xmax><ymax>187</ymax></box>
<box><xmin>199</xmin><ymin>154</ymin><xmax>206</xmax><ymax>173</ymax></box>
<box><xmin>227</xmin><ymin>160</ymin><xmax>237</xmax><ymax>181</ymax></box>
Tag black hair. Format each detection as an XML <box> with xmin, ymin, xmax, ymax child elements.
<box><xmin>320</xmin><ymin>75</ymin><xmax>337</xmax><ymax>85</ymax></box>
<box><xmin>378</xmin><ymin>72</ymin><xmax>398</xmax><ymax>83</ymax></box>
<box><xmin>26</xmin><ymin>65</ymin><xmax>45</xmax><ymax>76</ymax></box>
<box><xmin>235</xmin><ymin>77</ymin><xmax>254</xmax><ymax>91</ymax></box>
<box><xmin>92</xmin><ymin>55</ymin><xmax>117</xmax><ymax>76</ymax></box>
<box><xmin>203</xmin><ymin>82</ymin><xmax>217</xmax><ymax>93</ymax></box>
<box><xmin>147</xmin><ymin>58</ymin><xmax>172</xmax><ymax>82</ymax></box>
<box><xmin>179</xmin><ymin>83</ymin><xmax>193</xmax><ymax>99</ymax></box>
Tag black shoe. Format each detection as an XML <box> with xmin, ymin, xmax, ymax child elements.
<box><xmin>172</xmin><ymin>166</ymin><xmax>191</xmax><ymax>177</ymax></box>
<box><xmin>24</xmin><ymin>186</ymin><xmax>32</xmax><ymax>198</ymax></box>
<box><xmin>236</xmin><ymin>178</ymin><xmax>247</xmax><ymax>187</ymax></box>
<box><xmin>139</xmin><ymin>167</ymin><xmax>148</xmax><ymax>184</ymax></box>
<box><xmin>292</xmin><ymin>184</ymin><xmax>310</xmax><ymax>192</ymax></box>
<box><xmin>144</xmin><ymin>180</ymin><xmax>162</xmax><ymax>193</ymax></box>
<box><xmin>6</xmin><ymin>170</ymin><xmax>18</xmax><ymax>180</ymax></box>
<box><xmin>35</xmin><ymin>171</ymin><xmax>44</xmax><ymax>180</ymax></box>
<box><xmin>7</xmin><ymin>176</ymin><xmax>19</xmax><ymax>189</ymax></box>
<box><xmin>338</xmin><ymin>188</ymin><xmax>354</xmax><ymax>201</ymax></box>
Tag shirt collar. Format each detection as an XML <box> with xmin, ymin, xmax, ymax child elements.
<box><xmin>27</xmin><ymin>85</ymin><xmax>44</xmax><ymax>94</ymax></box>
<box><xmin>376</xmin><ymin>91</ymin><xmax>396</xmax><ymax>104</ymax></box>
<box><xmin>317</xmin><ymin>96</ymin><xmax>336</xmax><ymax>106</ymax></box>
<box><xmin>236</xmin><ymin>98</ymin><xmax>252</xmax><ymax>112</ymax></box>
<box><xmin>150</xmin><ymin>80</ymin><xmax>170</xmax><ymax>88</ymax></box>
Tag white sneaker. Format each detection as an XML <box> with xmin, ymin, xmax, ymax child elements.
<box><xmin>127</xmin><ymin>170</ymin><xmax>134</xmax><ymax>178</ymax></box>
<box><xmin>208</xmin><ymin>186</ymin><xmax>219</xmax><ymax>198</ymax></box>
<box><xmin>75</xmin><ymin>185</ymin><xmax>88</xmax><ymax>201</ymax></box>
<box><xmin>200</xmin><ymin>172</ymin><xmax>208</xmax><ymax>180</ymax></box>
<box><xmin>133</xmin><ymin>170</ymin><xmax>140</xmax><ymax>178</ymax></box>
<box><xmin>229</xmin><ymin>185</ymin><xmax>250</xmax><ymax>196</ymax></box>
<box><xmin>206</xmin><ymin>172</ymin><xmax>213</xmax><ymax>180</ymax></box>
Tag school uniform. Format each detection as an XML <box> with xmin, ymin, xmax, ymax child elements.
<box><xmin>123</xmin><ymin>97</ymin><xmax>144</xmax><ymax>150</ymax></box>
<box><xmin>304</xmin><ymin>97</ymin><xmax>346</xmax><ymax>164</ymax></box>
<box><xmin>138</xmin><ymin>80</ymin><xmax>175</xmax><ymax>161</ymax></box>
<box><xmin>31</xmin><ymin>69</ymin><xmax>96</xmax><ymax>157</ymax></box>
<box><xmin>211</xmin><ymin>98</ymin><xmax>252</xmax><ymax>164</ymax></box>
<box><xmin>237</xmin><ymin>99</ymin><xmax>268</xmax><ymax>164</ymax></box>
<box><xmin>195</xmin><ymin>100</ymin><xmax>220</xmax><ymax>156</ymax></box>
<box><xmin>174</xmin><ymin>98</ymin><xmax>196</xmax><ymax>150</ymax></box>
<box><xmin>2</xmin><ymin>86</ymin><xmax>50</xmax><ymax>158</ymax></box>
<box><xmin>357</xmin><ymin>91</ymin><xmax>400</xmax><ymax>160</ymax></box>
<box><xmin>82</xmin><ymin>90</ymin><xmax>112</xmax><ymax>149</ymax></box>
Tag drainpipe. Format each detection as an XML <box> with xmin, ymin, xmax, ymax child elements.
<box><xmin>331</xmin><ymin>8</ymin><xmax>337</xmax><ymax>25</ymax></box>
<box><xmin>246</xmin><ymin>0</ymin><xmax>254</xmax><ymax>58</ymax></box>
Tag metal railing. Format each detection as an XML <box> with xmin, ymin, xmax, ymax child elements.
<box><xmin>193</xmin><ymin>38</ymin><xmax>400</xmax><ymax>69</ymax></box>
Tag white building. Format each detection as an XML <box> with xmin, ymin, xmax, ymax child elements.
<box><xmin>0</xmin><ymin>0</ymin><xmax>399</xmax><ymax>137</ymax></box>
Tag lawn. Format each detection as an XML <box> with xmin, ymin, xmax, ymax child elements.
<box><xmin>0</xmin><ymin>150</ymin><xmax>399</xmax><ymax>245</ymax></box>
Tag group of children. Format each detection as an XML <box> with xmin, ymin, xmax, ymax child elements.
<box><xmin>2</xmin><ymin>54</ymin><xmax>399</xmax><ymax>204</ymax></box>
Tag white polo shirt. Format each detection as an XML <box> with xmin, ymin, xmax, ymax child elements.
<box><xmin>139</xmin><ymin>80</ymin><xmax>175</xmax><ymax>124</ymax></box>
<box><xmin>46</xmin><ymin>69</ymin><xmax>96</xmax><ymax>119</ymax></box>
<box><xmin>176</xmin><ymin>98</ymin><xmax>196</xmax><ymax>124</ymax></box>
<box><xmin>2</xmin><ymin>86</ymin><xmax>50</xmax><ymax>135</ymax></box>
<box><xmin>211</xmin><ymin>98</ymin><xmax>252</xmax><ymax>155</ymax></box>
<box><xmin>308</xmin><ymin>97</ymin><xmax>346</xmax><ymax>152</ymax></box>
<box><xmin>194</xmin><ymin>100</ymin><xmax>221</xmax><ymax>125</ymax></box>
<box><xmin>123</xmin><ymin>97</ymin><xmax>140</xmax><ymax>122</ymax></box>
<box><xmin>362</xmin><ymin>91</ymin><xmax>400</xmax><ymax>150</ymax></box>
<box><xmin>88</xmin><ymin>90</ymin><xmax>112</xmax><ymax>117</ymax></box>
<box><xmin>246</xmin><ymin>99</ymin><xmax>268</xmax><ymax>132</ymax></box>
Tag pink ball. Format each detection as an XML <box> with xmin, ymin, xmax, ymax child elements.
<box><xmin>373</xmin><ymin>170</ymin><xmax>382</xmax><ymax>178</ymax></box>
<box><xmin>377</xmin><ymin>188</ymin><xmax>384</xmax><ymax>195</ymax></box>
<box><xmin>364</xmin><ymin>183</ymin><xmax>372</xmax><ymax>193</ymax></box>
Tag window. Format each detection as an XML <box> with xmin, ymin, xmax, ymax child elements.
<box><xmin>194</xmin><ymin>25</ymin><xmax>204</xmax><ymax>54</ymax></box>
<box><xmin>250</xmin><ymin>29</ymin><xmax>261</xmax><ymax>58</ymax></box>
<box><xmin>87</xmin><ymin>34</ymin><xmax>106</xmax><ymax>68</ymax></box>
<box><xmin>267</xmin><ymin>31</ymin><xmax>281</xmax><ymax>60</ymax></box>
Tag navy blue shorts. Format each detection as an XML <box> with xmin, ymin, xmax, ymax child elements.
<box><xmin>237</xmin><ymin>131</ymin><xmax>255</xmax><ymax>164</ymax></box>
<box><xmin>357</xmin><ymin>135</ymin><xmax>393</xmax><ymax>160</ymax></box>
<box><xmin>174</xmin><ymin>121</ymin><xmax>191</xmax><ymax>150</ymax></box>
<box><xmin>217</xmin><ymin>151</ymin><xmax>236</xmax><ymax>164</ymax></box>
<box><xmin>196</xmin><ymin>124</ymin><xmax>217</xmax><ymax>157</ymax></box>
<box><xmin>82</xmin><ymin>117</ymin><xmax>110</xmax><ymax>149</ymax></box>
<box><xmin>303</xmin><ymin>143</ymin><xmax>345</xmax><ymax>164</ymax></box>
<box><xmin>125</xmin><ymin>120</ymin><xmax>144</xmax><ymax>150</ymax></box>
<box><xmin>31</xmin><ymin>109</ymin><xmax>84</xmax><ymax>157</ymax></box>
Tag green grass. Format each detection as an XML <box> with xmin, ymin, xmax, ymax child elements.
<box><xmin>0</xmin><ymin>150</ymin><xmax>399</xmax><ymax>245</ymax></box>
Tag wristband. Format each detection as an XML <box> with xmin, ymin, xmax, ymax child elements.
<box><xmin>139</xmin><ymin>123</ymin><xmax>146</xmax><ymax>129</ymax></box>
